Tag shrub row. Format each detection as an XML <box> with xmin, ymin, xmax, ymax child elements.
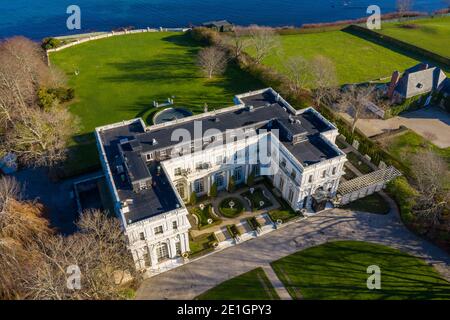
<box><xmin>385</xmin><ymin>93</ymin><xmax>429</xmax><ymax>118</ymax></box>
<box><xmin>385</xmin><ymin>176</ymin><xmax>418</xmax><ymax>223</ymax></box>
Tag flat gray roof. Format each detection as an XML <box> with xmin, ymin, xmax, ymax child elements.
<box><xmin>97</xmin><ymin>89</ymin><xmax>341</xmax><ymax>223</ymax></box>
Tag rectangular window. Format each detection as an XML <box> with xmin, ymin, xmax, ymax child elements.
<box><xmin>143</xmin><ymin>251</ymin><xmax>151</xmax><ymax>267</ymax></box>
<box><xmin>175</xmin><ymin>242</ymin><xmax>182</xmax><ymax>256</ymax></box>
<box><xmin>288</xmin><ymin>189</ymin><xmax>294</xmax><ymax>202</ymax></box>
<box><xmin>146</xmin><ymin>153</ymin><xmax>153</xmax><ymax>161</ymax></box>
<box><xmin>215</xmin><ymin>173</ymin><xmax>225</xmax><ymax>187</ymax></box>
<box><xmin>174</xmin><ymin>167</ymin><xmax>182</xmax><ymax>176</ymax></box>
<box><xmin>291</xmin><ymin>170</ymin><xmax>296</xmax><ymax>179</ymax></box>
<box><xmin>233</xmin><ymin>167</ymin><xmax>242</xmax><ymax>182</ymax></box>
<box><xmin>281</xmin><ymin>158</ymin><xmax>287</xmax><ymax>168</ymax></box>
<box><xmin>160</xmin><ymin>150</ymin><xmax>166</xmax><ymax>157</ymax></box>
<box><xmin>332</xmin><ymin>167</ymin><xmax>337</xmax><ymax>175</ymax></box>
<box><xmin>156</xmin><ymin>243</ymin><xmax>169</xmax><ymax>262</ymax></box>
<box><xmin>215</xmin><ymin>155</ymin><xmax>223</xmax><ymax>165</ymax></box>
<box><xmin>172</xmin><ymin>221</ymin><xmax>178</xmax><ymax>230</ymax></box>
<box><xmin>279</xmin><ymin>177</ymin><xmax>285</xmax><ymax>190</ymax></box>
<box><xmin>322</xmin><ymin>170</ymin><xmax>326</xmax><ymax>178</ymax></box>
<box><xmin>194</xmin><ymin>179</ymin><xmax>204</xmax><ymax>193</ymax></box>
<box><xmin>154</xmin><ymin>226</ymin><xmax>163</xmax><ymax>235</ymax></box>
<box><xmin>308</xmin><ymin>175</ymin><xmax>313</xmax><ymax>183</ymax></box>
<box><xmin>139</xmin><ymin>232</ymin><xmax>145</xmax><ymax>241</ymax></box>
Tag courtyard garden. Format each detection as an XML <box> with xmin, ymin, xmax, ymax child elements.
<box><xmin>241</xmin><ymin>187</ymin><xmax>273</xmax><ymax>211</ymax></box>
<box><xmin>189</xmin><ymin>203</ymin><xmax>221</xmax><ymax>230</ymax></box>
<box><xmin>377</xmin><ymin>16</ymin><xmax>450</xmax><ymax>59</ymax></box>
<box><xmin>218</xmin><ymin>197</ymin><xmax>245</xmax><ymax>218</ymax></box>
<box><xmin>50</xmin><ymin>32</ymin><xmax>263</xmax><ymax>176</ymax></box>
<box><xmin>247</xmin><ymin>30</ymin><xmax>418</xmax><ymax>86</ymax></box>
<box><xmin>196</xmin><ymin>267</ymin><xmax>280</xmax><ymax>300</ymax></box>
<box><xmin>271</xmin><ymin>241</ymin><xmax>450</xmax><ymax>300</ymax></box>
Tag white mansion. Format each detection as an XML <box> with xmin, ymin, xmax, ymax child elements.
<box><xmin>95</xmin><ymin>88</ymin><xmax>347</xmax><ymax>272</ymax></box>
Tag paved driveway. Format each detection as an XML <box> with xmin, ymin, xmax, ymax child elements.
<box><xmin>350</xmin><ymin>106</ymin><xmax>450</xmax><ymax>148</ymax></box>
<box><xmin>136</xmin><ymin>205</ymin><xmax>450</xmax><ymax>300</ymax></box>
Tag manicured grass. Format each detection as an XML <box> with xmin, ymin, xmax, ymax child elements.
<box><xmin>346</xmin><ymin>152</ymin><xmax>374</xmax><ymax>174</ymax></box>
<box><xmin>269</xmin><ymin>209</ymin><xmax>297</xmax><ymax>223</ymax></box>
<box><xmin>189</xmin><ymin>233</ymin><xmax>216</xmax><ymax>257</ymax></box>
<box><xmin>248</xmin><ymin>31</ymin><xmax>418</xmax><ymax>86</ymax></box>
<box><xmin>342</xmin><ymin>193</ymin><xmax>390</xmax><ymax>215</ymax></box>
<box><xmin>272</xmin><ymin>241</ymin><xmax>450</xmax><ymax>300</ymax></box>
<box><xmin>241</xmin><ymin>188</ymin><xmax>273</xmax><ymax>211</ymax></box>
<box><xmin>378</xmin><ymin>16</ymin><xmax>450</xmax><ymax>58</ymax></box>
<box><xmin>218</xmin><ymin>197</ymin><xmax>244</xmax><ymax>218</ymax></box>
<box><xmin>382</xmin><ymin>130</ymin><xmax>450</xmax><ymax>176</ymax></box>
<box><xmin>50</xmin><ymin>32</ymin><xmax>263</xmax><ymax>174</ymax></box>
<box><xmin>196</xmin><ymin>267</ymin><xmax>280</xmax><ymax>300</ymax></box>
<box><xmin>190</xmin><ymin>204</ymin><xmax>220</xmax><ymax>229</ymax></box>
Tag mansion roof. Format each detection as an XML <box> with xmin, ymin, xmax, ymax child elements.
<box><xmin>96</xmin><ymin>89</ymin><xmax>342</xmax><ymax>224</ymax></box>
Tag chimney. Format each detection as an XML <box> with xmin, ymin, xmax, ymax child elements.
<box><xmin>387</xmin><ymin>71</ymin><xmax>400</xmax><ymax>99</ymax></box>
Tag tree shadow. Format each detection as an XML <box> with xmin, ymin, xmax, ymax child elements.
<box><xmin>341</xmin><ymin>26</ymin><xmax>450</xmax><ymax>74</ymax></box>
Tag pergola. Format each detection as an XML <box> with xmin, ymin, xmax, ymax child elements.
<box><xmin>337</xmin><ymin>166</ymin><xmax>402</xmax><ymax>205</ymax></box>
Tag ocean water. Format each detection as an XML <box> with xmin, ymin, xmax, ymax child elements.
<box><xmin>0</xmin><ymin>0</ymin><xmax>444</xmax><ymax>40</ymax></box>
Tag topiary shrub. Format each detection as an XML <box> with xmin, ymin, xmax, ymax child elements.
<box><xmin>209</xmin><ymin>182</ymin><xmax>218</xmax><ymax>198</ymax></box>
<box><xmin>190</xmin><ymin>191</ymin><xmax>198</xmax><ymax>205</ymax></box>
<box><xmin>246</xmin><ymin>171</ymin><xmax>255</xmax><ymax>187</ymax></box>
<box><xmin>228</xmin><ymin>176</ymin><xmax>236</xmax><ymax>192</ymax></box>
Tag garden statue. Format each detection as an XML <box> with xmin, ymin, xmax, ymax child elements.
<box><xmin>250</xmin><ymin>187</ymin><xmax>255</xmax><ymax>194</ymax></box>
<box><xmin>229</xmin><ymin>200</ymin><xmax>235</xmax><ymax>209</ymax></box>
<box><xmin>207</xmin><ymin>218</ymin><xmax>213</xmax><ymax>225</ymax></box>
<box><xmin>199</xmin><ymin>203</ymin><xmax>205</xmax><ymax>211</ymax></box>
<box><xmin>259</xmin><ymin>200</ymin><xmax>265</xmax><ymax>208</ymax></box>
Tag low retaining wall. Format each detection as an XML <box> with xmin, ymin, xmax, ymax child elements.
<box><xmin>47</xmin><ymin>27</ymin><xmax>191</xmax><ymax>53</ymax></box>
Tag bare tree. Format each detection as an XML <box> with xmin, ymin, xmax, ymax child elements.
<box><xmin>197</xmin><ymin>46</ymin><xmax>228</xmax><ymax>79</ymax></box>
<box><xmin>25</xmin><ymin>210</ymin><xmax>141</xmax><ymax>300</ymax></box>
<box><xmin>336</xmin><ymin>85</ymin><xmax>376</xmax><ymax>134</ymax></box>
<box><xmin>282</xmin><ymin>56</ymin><xmax>312</xmax><ymax>96</ymax></box>
<box><xmin>0</xmin><ymin>37</ymin><xmax>79</xmax><ymax>167</ymax></box>
<box><xmin>410</xmin><ymin>151</ymin><xmax>449</xmax><ymax>228</ymax></box>
<box><xmin>1</xmin><ymin>106</ymin><xmax>79</xmax><ymax>167</ymax></box>
<box><xmin>396</xmin><ymin>0</ymin><xmax>414</xmax><ymax>17</ymax></box>
<box><xmin>310</xmin><ymin>55</ymin><xmax>339</xmax><ymax>107</ymax></box>
<box><xmin>248</xmin><ymin>25</ymin><xmax>280</xmax><ymax>64</ymax></box>
<box><xmin>223</xmin><ymin>26</ymin><xmax>250</xmax><ymax>59</ymax></box>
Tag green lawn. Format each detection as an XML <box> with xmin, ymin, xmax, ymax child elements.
<box><xmin>189</xmin><ymin>233</ymin><xmax>215</xmax><ymax>257</ymax></box>
<box><xmin>196</xmin><ymin>268</ymin><xmax>280</xmax><ymax>300</ymax></box>
<box><xmin>382</xmin><ymin>130</ymin><xmax>450</xmax><ymax>174</ymax></box>
<box><xmin>248</xmin><ymin>31</ymin><xmax>418</xmax><ymax>86</ymax></box>
<box><xmin>218</xmin><ymin>197</ymin><xmax>244</xmax><ymax>218</ymax></box>
<box><xmin>272</xmin><ymin>241</ymin><xmax>450</xmax><ymax>300</ymax></box>
<box><xmin>342</xmin><ymin>193</ymin><xmax>390</xmax><ymax>214</ymax></box>
<box><xmin>50</xmin><ymin>32</ymin><xmax>263</xmax><ymax>175</ymax></box>
<box><xmin>378</xmin><ymin>16</ymin><xmax>450</xmax><ymax>58</ymax></box>
<box><xmin>241</xmin><ymin>188</ymin><xmax>273</xmax><ymax>211</ymax></box>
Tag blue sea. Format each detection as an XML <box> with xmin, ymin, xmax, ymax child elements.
<box><xmin>0</xmin><ymin>0</ymin><xmax>444</xmax><ymax>40</ymax></box>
